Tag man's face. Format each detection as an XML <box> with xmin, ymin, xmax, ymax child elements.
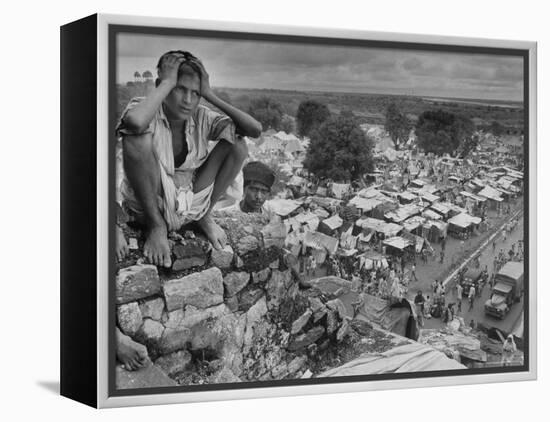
<box><xmin>163</xmin><ymin>72</ymin><xmax>201</xmax><ymax>120</ymax></box>
<box><xmin>243</xmin><ymin>181</ymin><xmax>270</xmax><ymax>212</ymax></box>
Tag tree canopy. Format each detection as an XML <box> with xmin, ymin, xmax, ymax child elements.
<box><xmin>384</xmin><ymin>102</ymin><xmax>411</xmax><ymax>150</ymax></box>
<box><xmin>415</xmin><ymin>109</ymin><xmax>475</xmax><ymax>156</ymax></box>
<box><xmin>296</xmin><ymin>100</ymin><xmax>331</xmax><ymax>137</ymax></box>
<box><xmin>247</xmin><ymin>96</ymin><xmax>284</xmax><ymax>131</ymax></box>
<box><xmin>303</xmin><ymin>114</ymin><xmax>374</xmax><ymax>182</ymax></box>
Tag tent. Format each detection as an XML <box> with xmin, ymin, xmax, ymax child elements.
<box><xmin>383</xmin><ymin>236</ymin><xmax>414</xmax><ymax>251</ymax></box>
<box><xmin>303</xmin><ymin>231</ymin><xmax>339</xmax><ymax>255</ymax></box>
<box><xmin>356</xmin><ymin>217</ymin><xmax>403</xmax><ymax>238</ymax></box>
<box><xmin>319</xmin><ymin>215</ymin><xmax>344</xmax><ymax>232</ymax></box>
<box><xmin>266</xmin><ymin>199</ymin><xmax>302</xmax><ymax>217</ymax></box>
<box><xmin>358</xmin><ymin>251</ymin><xmax>388</xmax><ymax>270</ymax></box>
<box><xmin>448</xmin><ymin>213</ymin><xmax>481</xmax><ymax>229</ymax></box>
<box><xmin>331</xmin><ymin>183</ymin><xmax>350</xmax><ymax>199</ymax></box>
<box><xmin>318</xmin><ymin>342</ymin><xmax>465</xmax><ymax>376</ymax></box>
<box><xmin>349</xmin><ymin>196</ymin><xmax>382</xmax><ymax>213</ymax></box>
<box><xmin>477</xmin><ymin>186</ymin><xmax>504</xmax><ymax>202</ymax></box>
<box><xmin>384</xmin><ymin>203</ymin><xmax>424</xmax><ymax>224</ymax></box>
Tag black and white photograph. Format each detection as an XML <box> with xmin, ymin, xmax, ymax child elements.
<box><xmin>109</xmin><ymin>22</ymin><xmax>531</xmax><ymax>394</ymax></box>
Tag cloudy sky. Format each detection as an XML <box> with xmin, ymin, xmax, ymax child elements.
<box><xmin>117</xmin><ymin>33</ymin><xmax>523</xmax><ymax>102</ymax></box>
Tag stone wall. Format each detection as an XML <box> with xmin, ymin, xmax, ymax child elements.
<box><xmin>116</xmin><ymin>211</ymin><xmax>375</xmax><ymax>388</ymax></box>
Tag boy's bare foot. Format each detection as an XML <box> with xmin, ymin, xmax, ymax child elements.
<box><xmin>143</xmin><ymin>224</ymin><xmax>172</xmax><ymax>267</ymax></box>
<box><xmin>116</xmin><ymin>327</ymin><xmax>149</xmax><ymax>371</ymax></box>
<box><xmin>198</xmin><ymin>214</ymin><xmax>227</xmax><ymax>250</ymax></box>
<box><xmin>116</xmin><ymin>226</ymin><xmax>130</xmax><ymax>262</ymax></box>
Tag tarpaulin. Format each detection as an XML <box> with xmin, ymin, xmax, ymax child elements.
<box><xmin>318</xmin><ymin>342</ymin><xmax>465</xmax><ymax>376</ymax></box>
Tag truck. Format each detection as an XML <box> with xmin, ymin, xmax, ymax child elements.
<box><xmin>484</xmin><ymin>261</ymin><xmax>524</xmax><ymax>319</ymax></box>
<box><xmin>459</xmin><ymin>268</ymin><xmax>486</xmax><ymax>296</ymax></box>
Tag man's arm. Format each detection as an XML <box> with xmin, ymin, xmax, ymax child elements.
<box><xmin>190</xmin><ymin>57</ymin><xmax>262</xmax><ymax>138</ymax></box>
<box><xmin>204</xmin><ymin>92</ymin><xmax>262</xmax><ymax>138</ymax></box>
<box><xmin>123</xmin><ymin>54</ymin><xmax>184</xmax><ymax>133</ymax></box>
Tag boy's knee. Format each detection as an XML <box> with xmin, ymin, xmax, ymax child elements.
<box><xmin>232</xmin><ymin>137</ymin><xmax>248</xmax><ymax>162</ymax></box>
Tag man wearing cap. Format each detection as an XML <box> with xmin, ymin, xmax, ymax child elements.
<box><xmin>221</xmin><ymin>161</ymin><xmax>277</xmax><ymax>218</ymax></box>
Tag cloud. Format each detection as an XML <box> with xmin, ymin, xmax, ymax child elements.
<box><xmin>117</xmin><ymin>33</ymin><xmax>524</xmax><ymax>101</ymax></box>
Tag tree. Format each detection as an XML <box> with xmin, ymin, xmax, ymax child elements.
<box><xmin>490</xmin><ymin>121</ymin><xmax>505</xmax><ymax>137</ymax></box>
<box><xmin>384</xmin><ymin>102</ymin><xmax>411</xmax><ymax>150</ymax></box>
<box><xmin>303</xmin><ymin>114</ymin><xmax>374</xmax><ymax>182</ymax></box>
<box><xmin>296</xmin><ymin>100</ymin><xmax>331</xmax><ymax>137</ymax></box>
<box><xmin>459</xmin><ymin>132</ymin><xmax>480</xmax><ymax>158</ymax></box>
<box><xmin>247</xmin><ymin>96</ymin><xmax>284</xmax><ymax>131</ymax></box>
<box><xmin>280</xmin><ymin>114</ymin><xmax>296</xmax><ymax>134</ymax></box>
<box><xmin>415</xmin><ymin>110</ymin><xmax>474</xmax><ymax>156</ymax></box>
<box><xmin>142</xmin><ymin>70</ymin><xmax>153</xmax><ymax>81</ymax></box>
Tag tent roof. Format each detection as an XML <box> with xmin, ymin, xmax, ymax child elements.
<box><xmin>321</xmin><ymin>215</ymin><xmax>343</xmax><ymax>231</ymax></box>
<box><xmin>478</xmin><ymin>186</ymin><xmax>504</xmax><ymax>202</ymax></box>
<box><xmin>267</xmin><ymin>199</ymin><xmax>302</xmax><ymax>217</ymax></box>
<box><xmin>448</xmin><ymin>213</ymin><xmax>481</xmax><ymax>229</ymax></box>
<box><xmin>304</xmin><ymin>231</ymin><xmax>339</xmax><ymax>255</ymax></box>
<box><xmin>349</xmin><ymin>196</ymin><xmax>382</xmax><ymax>212</ymax></box>
<box><xmin>383</xmin><ymin>236</ymin><xmax>413</xmax><ymax>250</ymax></box>
<box><xmin>356</xmin><ymin>217</ymin><xmax>403</xmax><ymax>237</ymax></box>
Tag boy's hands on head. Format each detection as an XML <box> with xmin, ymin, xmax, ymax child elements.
<box><xmin>189</xmin><ymin>57</ymin><xmax>212</xmax><ymax>98</ymax></box>
<box><xmin>158</xmin><ymin>53</ymin><xmax>186</xmax><ymax>88</ymax></box>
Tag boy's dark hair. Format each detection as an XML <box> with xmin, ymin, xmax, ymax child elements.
<box><xmin>155</xmin><ymin>50</ymin><xmax>202</xmax><ymax>86</ymax></box>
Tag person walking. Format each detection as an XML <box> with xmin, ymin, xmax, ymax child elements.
<box><xmin>414</xmin><ymin>290</ymin><xmax>426</xmax><ymax>327</ymax></box>
<box><xmin>411</xmin><ymin>264</ymin><xmax>417</xmax><ymax>282</ymax></box>
<box><xmin>456</xmin><ymin>283</ymin><xmax>463</xmax><ymax>313</ymax></box>
<box><xmin>501</xmin><ymin>335</ymin><xmax>517</xmax><ymax>367</ymax></box>
<box><xmin>468</xmin><ymin>284</ymin><xmax>476</xmax><ymax>311</ymax></box>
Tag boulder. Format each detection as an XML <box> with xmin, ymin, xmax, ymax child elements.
<box><xmin>158</xmin><ymin>326</ymin><xmax>192</xmax><ymax>354</ymax></box>
<box><xmin>209</xmin><ymin>367</ymin><xmax>241</xmax><ymax>384</ymax></box>
<box><xmin>336</xmin><ymin>318</ymin><xmax>350</xmax><ymax>342</ymax></box>
<box><xmin>301</xmin><ymin>276</ymin><xmax>352</xmax><ymax>299</ymax></box>
<box><xmin>287</xmin><ymin>356</ymin><xmax>307</xmax><ymax>375</ymax></box>
<box><xmin>287</xmin><ymin>326</ymin><xmax>325</xmax><ymax>351</ymax></box>
<box><xmin>154</xmin><ymin>350</ymin><xmax>192</xmax><ymax>377</ymax></box>
<box><xmin>117</xmin><ymin>302</ymin><xmax>143</xmax><ymax>337</ymax></box>
<box><xmin>350</xmin><ymin>319</ymin><xmax>373</xmax><ymax>336</ymax></box>
<box><xmin>116</xmin><ymin>264</ymin><xmax>161</xmax><ymax>304</ymax></box>
<box><xmin>136</xmin><ymin>319</ymin><xmax>164</xmax><ymax>347</ymax></box>
<box><xmin>265</xmin><ymin>269</ymin><xmax>295</xmax><ymax>311</ymax></box>
<box><xmin>210</xmin><ymin>244</ymin><xmax>234</xmax><ymax>269</ymax></box>
<box><xmin>115</xmin><ymin>363</ymin><xmax>176</xmax><ymax>389</ymax></box>
<box><xmin>243</xmin><ymin>296</ymin><xmax>268</xmax><ymax>351</ymax></box>
<box><xmin>238</xmin><ymin>288</ymin><xmax>265</xmax><ymax>312</ymax></box>
<box><xmin>171</xmin><ymin>240</ymin><xmax>208</xmax><ymax>271</ymax></box>
<box><xmin>236</xmin><ymin>235</ymin><xmax>261</xmax><ymax>256</ymax></box>
<box><xmin>139</xmin><ymin>297</ymin><xmax>165</xmax><ymax>321</ymax></box>
<box><xmin>181</xmin><ymin>304</ymin><xmax>229</xmax><ymax>328</ymax></box>
<box><xmin>251</xmin><ymin>267</ymin><xmax>271</xmax><ymax>284</ymax></box>
<box><xmin>223</xmin><ymin>272</ymin><xmax>250</xmax><ymax>297</ymax></box>
<box><xmin>325</xmin><ymin>298</ymin><xmax>347</xmax><ymax>320</ymax></box>
<box><xmin>225</xmin><ymin>295</ymin><xmax>239</xmax><ymax>312</ymax></box>
<box><xmin>291</xmin><ymin>309</ymin><xmax>313</xmax><ymax>335</ymax></box>
<box><xmin>163</xmin><ymin>267</ymin><xmax>224</xmax><ymax>311</ymax></box>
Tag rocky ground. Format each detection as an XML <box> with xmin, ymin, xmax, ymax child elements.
<box><xmin>116</xmin><ymin>210</ymin><xmax>417</xmax><ymax>389</ymax></box>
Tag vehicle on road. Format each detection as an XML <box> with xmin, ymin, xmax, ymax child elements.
<box><xmin>459</xmin><ymin>268</ymin><xmax>486</xmax><ymax>296</ymax></box>
<box><xmin>484</xmin><ymin>261</ymin><xmax>524</xmax><ymax>319</ymax></box>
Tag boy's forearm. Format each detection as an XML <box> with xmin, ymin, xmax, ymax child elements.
<box><xmin>124</xmin><ymin>81</ymin><xmax>174</xmax><ymax>131</ymax></box>
<box><xmin>204</xmin><ymin>91</ymin><xmax>262</xmax><ymax>138</ymax></box>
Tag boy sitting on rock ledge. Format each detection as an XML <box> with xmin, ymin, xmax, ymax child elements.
<box><xmin>115</xmin><ymin>50</ymin><xmax>262</xmax><ymax>267</ymax></box>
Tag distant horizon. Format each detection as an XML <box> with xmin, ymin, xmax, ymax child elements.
<box><xmin>119</xmin><ymin>79</ymin><xmax>524</xmax><ymax>106</ymax></box>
